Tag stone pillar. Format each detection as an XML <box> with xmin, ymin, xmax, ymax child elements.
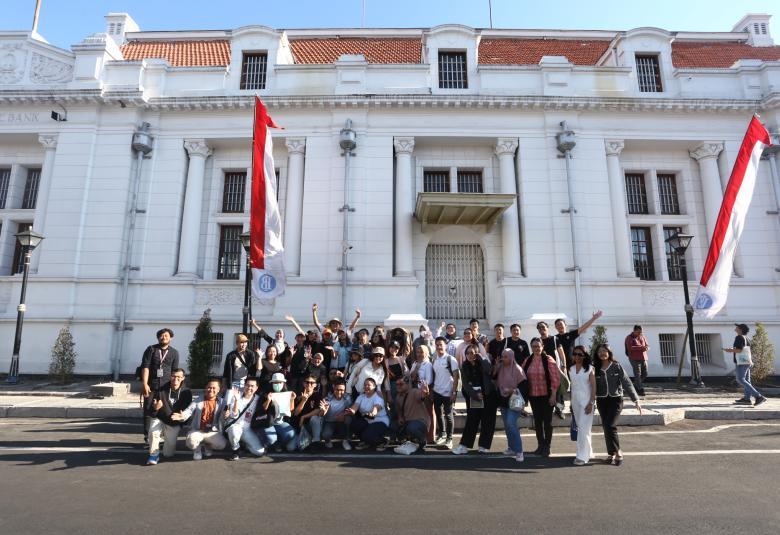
<box><xmin>283</xmin><ymin>137</ymin><xmax>306</xmax><ymax>275</ymax></box>
<box><xmin>393</xmin><ymin>137</ymin><xmax>415</xmax><ymax>277</ymax></box>
<box><xmin>495</xmin><ymin>138</ymin><xmax>522</xmax><ymax>276</ymax></box>
<box><xmin>31</xmin><ymin>134</ymin><xmax>58</xmax><ymax>272</ymax></box>
<box><xmin>177</xmin><ymin>139</ymin><xmax>211</xmax><ymax>277</ymax></box>
<box><xmin>604</xmin><ymin>140</ymin><xmax>635</xmax><ymax>277</ymax></box>
<box><xmin>689</xmin><ymin>142</ymin><xmax>725</xmax><ymax>242</ymax></box>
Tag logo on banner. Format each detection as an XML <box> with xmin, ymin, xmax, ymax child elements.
<box><xmin>694</xmin><ymin>292</ymin><xmax>713</xmax><ymax>310</ymax></box>
<box><xmin>258</xmin><ymin>273</ymin><xmax>277</xmax><ymax>293</ymax></box>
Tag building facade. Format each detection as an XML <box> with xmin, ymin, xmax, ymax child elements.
<box><xmin>1</xmin><ymin>12</ymin><xmax>780</xmax><ymax>377</ymax></box>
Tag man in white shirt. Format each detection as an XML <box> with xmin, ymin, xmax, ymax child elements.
<box><xmin>432</xmin><ymin>337</ymin><xmax>460</xmax><ymax>449</ymax></box>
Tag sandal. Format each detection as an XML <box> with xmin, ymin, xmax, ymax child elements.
<box><xmin>614</xmin><ymin>456</ymin><xmax>624</xmax><ymax>467</ymax></box>
<box><xmin>604</xmin><ymin>455</ymin><xmax>614</xmax><ymax>464</ymax></box>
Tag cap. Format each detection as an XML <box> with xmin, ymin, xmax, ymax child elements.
<box><xmin>735</xmin><ymin>323</ymin><xmax>750</xmax><ymax>334</ymax></box>
<box><xmin>371</xmin><ymin>346</ymin><xmax>386</xmax><ymax>356</ymax></box>
<box><xmin>236</xmin><ymin>334</ymin><xmax>249</xmax><ymax>343</ymax></box>
<box><xmin>270</xmin><ymin>373</ymin><xmax>286</xmax><ymax>383</ymax></box>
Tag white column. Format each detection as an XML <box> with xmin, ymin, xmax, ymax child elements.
<box><xmin>283</xmin><ymin>137</ymin><xmax>306</xmax><ymax>275</ymax></box>
<box><xmin>31</xmin><ymin>134</ymin><xmax>58</xmax><ymax>272</ymax></box>
<box><xmin>689</xmin><ymin>142</ymin><xmax>725</xmax><ymax>242</ymax></box>
<box><xmin>604</xmin><ymin>140</ymin><xmax>634</xmax><ymax>277</ymax></box>
<box><xmin>393</xmin><ymin>137</ymin><xmax>415</xmax><ymax>277</ymax></box>
<box><xmin>495</xmin><ymin>138</ymin><xmax>521</xmax><ymax>277</ymax></box>
<box><xmin>177</xmin><ymin>139</ymin><xmax>211</xmax><ymax>277</ymax></box>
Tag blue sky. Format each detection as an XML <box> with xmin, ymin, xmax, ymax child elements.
<box><xmin>3</xmin><ymin>0</ymin><xmax>779</xmax><ymax>49</ymax></box>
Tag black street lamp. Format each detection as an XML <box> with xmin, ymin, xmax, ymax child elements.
<box><xmin>7</xmin><ymin>229</ymin><xmax>44</xmax><ymax>384</ymax></box>
<box><xmin>664</xmin><ymin>231</ymin><xmax>704</xmax><ymax>387</ymax></box>
<box><xmin>240</xmin><ymin>231</ymin><xmax>251</xmax><ymax>335</ymax></box>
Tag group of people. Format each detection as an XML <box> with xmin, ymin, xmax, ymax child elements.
<box><xmin>139</xmin><ymin>306</ymin><xmax>651</xmax><ymax>466</ymax></box>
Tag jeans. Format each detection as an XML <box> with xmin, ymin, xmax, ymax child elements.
<box><xmin>529</xmin><ymin>396</ymin><xmax>554</xmax><ymax>450</ymax></box>
<box><xmin>226</xmin><ymin>424</ymin><xmax>265</xmax><ymax>456</ymax></box>
<box><xmin>433</xmin><ymin>392</ymin><xmax>454</xmax><ymax>440</ymax></box>
<box><xmin>735</xmin><ymin>365</ymin><xmax>762</xmax><ymax>400</ymax></box>
<box><xmin>630</xmin><ymin>360</ymin><xmax>648</xmax><ymax>393</ymax></box>
<box><xmin>350</xmin><ymin>416</ymin><xmax>388</xmax><ymax>446</ymax></box>
<box><xmin>322</xmin><ymin>418</ymin><xmax>352</xmax><ymax>442</ymax></box>
<box><xmin>499</xmin><ymin>407</ymin><xmax>523</xmax><ymax>454</ymax></box>
<box><xmin>257</xmin><ymin>422</ymin><xmax>296</xmax><ymax>450</ymax></box>
<box><xmin>148</xmin><ymin>419</ymin><xmax>181</xmax><ymax>457</ymax></box>
<box><xmin>399</xmin><ymin>419</ymin><xmax>428</xmax><ymax>447</ymax></box>
<box><xmin>596</xmin><ymin>396</ymin><xmax>623</xmax><ymax>456</ymax></box>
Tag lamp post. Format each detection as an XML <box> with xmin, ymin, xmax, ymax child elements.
<box><xmin>664</xmin><ymin>231</ymin><xmax>704</xmax><ymax>387</ymax></box>
<box><xmin>6</xmin><ymin>229</ymin><xmax>44</xmax><ymax>384</ymax></box>
<box><xmin>338</xmin><ymin>119</ymin><xmax>357</xmax><ymax>324</ymax></box>
<box><xmin>240</xmin><ymin>231</ymin><xmax>251</xmax><ymax>335</ymax></box>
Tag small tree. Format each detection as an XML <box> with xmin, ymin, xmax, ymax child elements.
<box><xmin>49</xmin><ymin>325</ymin><xmax>77</xmax><ymax>384</ymax></box>
<box><xmin>750</xmin><ymin>323</ymin><xmax>776</xmax><ymax>385</ymax></box>
<box><xmin>589</xmin><ymin>325</ymin><xmax>609</xmax><ymax>359</ymax></box>
<box><xmin>188</xmin><ymin>309</ymin><xmax>214</xmax><ymax>389</ymax></box>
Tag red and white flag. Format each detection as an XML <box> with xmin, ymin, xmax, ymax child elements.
<box><xmin>250</xmin><ymin>96</ymin><xmax>286</xmax><ymax>299</ymax></box>
<box><xmin>694</xmin><ymin>116</ymin><xmax>771</xmax><ymax>318</ymax></box>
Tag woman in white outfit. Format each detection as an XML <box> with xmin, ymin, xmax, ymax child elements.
<box><xmin>569</xmin><ymin>345</ymin><xmax>596</xmax><ymax>465</ymax></box>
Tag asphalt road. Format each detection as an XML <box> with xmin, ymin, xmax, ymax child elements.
<box><xmin>0</xmin><ymin>418</ymin><xmax>778</xmax><ymax>534</ymax></box>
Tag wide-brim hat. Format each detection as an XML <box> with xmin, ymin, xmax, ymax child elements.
<box><xmin>270</xmin><ymin>373</ymin><xmax>286</xmax><ymax>383</ymax></box>
<box><xmin>371</xmin><ymin>346</ymin><xmax>386</xmax><ymax>357</ymax></box>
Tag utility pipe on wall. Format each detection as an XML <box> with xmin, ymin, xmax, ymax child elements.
<box><xmin>556</xmin><ymin>121</ymin><xmax>582</xmax><ymax>328</ymax></box>
<box><xmin>338</xmin><ymin>120</ymin><xmax>357</xmax><ymax>323</ymax></box>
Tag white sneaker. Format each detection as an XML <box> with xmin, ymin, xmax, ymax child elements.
<box><xmin>515</xmin><ymin>453</ymin><xmax>525</xmax><ymax>462</ymax></box>
<box><xmin>324</xmin><ymin>441</ymin><xmax>333</xmax><ymax>449</ymax></box>
<box><xmin>193</xmin><ymin>447</ymin><xmax>203</xmax><ymax>461</ymax></box>
<box><xmin>478</xmin><ymin>447</ymin><xmax>489</xmax><ymax>454</ymax></box>
<box><xmin>394</xmin><ymin>441</ymin><xmax>419</xmax><ymax>455</ymax></box>
<box><xmin>502</xmin><ymin>448</ymin><xmax>515</xmax><ymax>456</ymax></box>
<box><xmin>445</xmin><ymin>438</ymin><xmax>453</xmax><ymax>449</ymax></box>
<box><xmin>452</xmin><ymin>444</ymin><xmax>469</xmax><ymax>455</ymax></box>
<box><xmin>342</xmin><ymin>440</ymin><xmax>352</xmax><ymax>451</ymax></box>
<box><xmin>434</xmin><ymin>436</ymin><xmax>447</xmax><ymax>446</ymax></box>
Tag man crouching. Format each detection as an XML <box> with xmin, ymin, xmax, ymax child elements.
<box><xmin>174</xmin><ymin>378</ymin><xmax>227</xmax><ymax>460</ymax></box>
<box><xmin>146</xmin><ymin>368</ymin><xmax>192</xmax><ymax>465</ymax></box>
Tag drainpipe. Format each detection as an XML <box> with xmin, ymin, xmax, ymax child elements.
<box><xmin>338</xmin><ymin>120</ymin><xmax>357</xmax><ymax>323</ymax></box>
<box><xmin>556</xmin><ymin>121</ymin><xmax>582</xmax><ymax>328</ymax></box>
<box><xmin>113</xmin><ymin>123</ymin><xmax>153</xmax><ymax>381</ymax></box>
<box><xmin>765</xmin><ymin>130</ymin><xmax>780</xmax><ymax>273</ymax></box>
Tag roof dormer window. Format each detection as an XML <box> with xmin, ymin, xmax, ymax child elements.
<box><xmin>240</xmin><ymin>52</ymin><xmax>268</xmax><ymax>90</ymax></box>
<box><xmin>438</xmin><ymin>51</ymin><xmax>468</xmax><ymax>89</ymax></box>
<box><xmin>635</xmin><ymin>54</ymin><xmax>662</xmax><ymax>92</ymax></box>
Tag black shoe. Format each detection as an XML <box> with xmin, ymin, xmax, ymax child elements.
<box><xmin>528</xmin><ymin>447</ymin><xmax>543</xmax><ymax>456</ymax></box>
<box><xmin>754</xmin><ymin>396</ymin><xmax>767</xmax><ymax>407</ymax></box>
<box><xmin>541</xmin><ymin>446</ymin><xmax>551</xmax><ymax>458</ymax></box>
<box><xmin>554</xmin><ymin>408</ymin><xmax>564</xmax><ymax>419</ymax></box>
<box><xmin>229</xmin><ymin>450</ymin><xmax>240</xmax><ymax>461</ymax></box>
<box><xmin>734</xmin><ymin>398</ymin><xmax>752</xmax><ymax>405</ymax></box>
<box><xmin>614</xmin><ymin>456</ymin><xmax>624</xmax><ymax>467</ymax></box>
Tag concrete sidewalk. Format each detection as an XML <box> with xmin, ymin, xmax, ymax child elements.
<box><xmin>0</xmin><ymin>383</ymin><xmax>777</xmax><ymax>427</ymax></box>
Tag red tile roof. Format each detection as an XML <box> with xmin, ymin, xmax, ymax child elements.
<box><xmin>290</xmin><ymin>38</ymin><xmax>421</xmax><ymax>64</ymax></box>
<box><xmin>671</xmin><ymin>41</ymin><xmax>780</xmax><ymax>68</ymax></box>
<box><xmin>478</xmin><ymin>38</ymin><xmax>612</xmax><ymax>65</ymax></box>
<box><xmin>120</xmin><ymin>40</ymin><xmax>231</xmax><ymax>67</ymax></box>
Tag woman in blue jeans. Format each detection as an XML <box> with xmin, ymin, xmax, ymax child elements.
<box><xmin>724</xmin><ymin>324</ymin><xmax>767</xmax><ymax>406</ymax></box>
<box><xmin>255</xmin><ymin>373</ymin><xmax>298</xmax><ymax>451</ymax></box>
<box><xmin>346</xmin><ymin>377</ymin><xmax>390</xmax><ymax>449</ymax></box>
<box><xmin>494</xmin><ymin>348</ymin><xmax>527</xmax><ymax>462</ymax></box>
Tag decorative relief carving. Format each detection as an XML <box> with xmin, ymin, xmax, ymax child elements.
<box><xmin>285</xmin><ymin>137</ymin><xmax>306</xmax><ymax>155</ymax></box>
<box><xmin>183</xmin><ymin>139</ymin><xmax>212</xmax><ymax>158</ymax></box>
<box><xmin>642</xmin><ymin>288</ymin><xmax>681</xmax><ymax>307</ymax></box>
<box><xmin>0</xmin><ymin>43</ymin><xmax>27</xmax><ymax>84</ymax></box>
<box><xmin>604</xmin><ymin>139</ymin><xmax>625</xmax><ymax>156</ymax></box>
<box><xmin>38</xmin><ymin>134</ymin><xmax>58</xmax><ymax>150</ymax></box>
<box><xmin>494</xmin><ymin>138</ymin><xmax>519</xmax><ymax>156</ymax></box>
<box><xmin>393</xmin><ymin>137</ymin><xmax>415</xmax><ymax>155</ymax></box>
<box><xmin>195</xmin><ymin>287</ymin><xmax>276</xmax><ymax>307</ymax></box>
<box><xmin>30</xmin><ymin>53</ymin><xmax>73</xmax><ymax>84</ymax></box>
<box><xmin>689</xmin><ymin>142</ymin><xmax>723</xmax><ymax>161</ymax></box>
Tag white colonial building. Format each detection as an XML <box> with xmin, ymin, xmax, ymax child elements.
<box><xmin>1</xmin><ymin>12</ymin><xmax>779</xmax><ymax>378</ymax></box>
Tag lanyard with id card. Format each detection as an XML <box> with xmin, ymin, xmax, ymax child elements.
<box><xmin>156</xmin><ymin>348</ymin><xmax>169</xmax><ymax>378</ymax></box>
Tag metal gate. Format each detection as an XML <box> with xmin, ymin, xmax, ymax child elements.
<box><xmin>425</xmin><ymin>244</ymin><xmax>486</xmax><ymax>320</ymax></box>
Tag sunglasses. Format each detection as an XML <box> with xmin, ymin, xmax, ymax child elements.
<box><xmin>303</xmin><ymin>381</ymin><xmax>317</xmax><ymax>385</ymax></box>
<box><xmin>573</xmin><ymin>352</ymin><xmax>586</xmax><ymax>357</ymax></box>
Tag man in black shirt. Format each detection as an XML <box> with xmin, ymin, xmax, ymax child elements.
<box><xmin>554</xmin><ymin>310</ymin><xmax>603</xmax><ymax>371</ymax></box>
<box><xmin>140</xmin><ymin>328</ymin><xmax>180</xmax><ymax>442</ymax></box>
<box><xmin>147</xmin><ymin>368</ymin><xmax>192</xmax><ymax>465</ymax></box>
<box><xmin>506</xmin><ymin>324</ymin><xmax>530</xmax><ymax>366</ymax></box>
<box><xmin>487</xmin><ymin>323</ymin><xmax>509</xmax><ymax>365</ymax></box>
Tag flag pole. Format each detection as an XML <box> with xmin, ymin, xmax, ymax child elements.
<box><xmin>488</xmin><ymin>0</ymin><xmax>493</xmax><ymax>29</ymax></box>
<box><xmin>32</xmin><ymin>0</ymin><xmax>42</xmax><ymax>33</ymax></box>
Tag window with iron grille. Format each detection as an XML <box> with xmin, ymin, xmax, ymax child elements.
<box><xmin>664</xmin><ymin>226</ymin><xmax>687</xmax><ymax>281</ymax></box>
<box><xmin>423</xmin><ymin>170</ymin><xmax>450</xmax><ymax>192</ymax></box>
<box><xmin>0</xmin><ymin>168</ymin><xmax>10</xmax><ymax>209</ymax></box>
<box><xmin>211</xmin><ymin>333</ymin><xmax>224</xmax><ymax>371</ymax></box>
<box><xmin>625</xmin><ymin>173</ymin><xmax>649</xmax><ymax>214</ymax></box>
<box><xmin>22</xmin><ymin>168</ymin><xmax>41</xmax><ymax>209</ymax></box>
<box><xmin>635</xmin><ymin>54</ymin><xmax>662</xmax><ymax>92</ymax></box>
<box><xmin>457</xmin><ymin>170</ymin><xmax>483</xmax><ymax>193</ymax></box>
<box><xmin>694</xmin><ymin>333</ymin><xmax>712</xmax><ymax>365</ymax></box>
<box><xmin>222</xmin><ymin>172</ymin><xmax>246</xmax><ymax>213</ymax></box>
<box><xmin>250</xmin><ymin>332</ymin><xmax>264</xmax><ymax>353</ymax></box>
<box><xmin>425</xmin><ymin>244</ymin><xmax>485</xmax><ymax>320</ymax></box>
<box><xmin>659</xmin><ymin>334</ymin><xmax>677</xmax><ymax>366</ymax></box>
<box><xmin>657</xmin><ymin>174</ymin><xmax>680</xmax><ymax>215</ymax></box>
<box><xmin>240</xmin><ymin>53</ymin><xmax>268</xmax><ymax>90</ymax></box>
<box><xmin>11</xmin><ymin>222</ymin><xmax>32</xmax><ymax>275</ymax></box>
<box><xmin>217</xmin><ymin>225</ymin><xmax>242</xmax><ymax>280</ymax></box>
<box><xmin>631</xmin><ymin>226</ymin><xmax>655</xmax><ymax>280</ymax></box>
<box><xmin>438</xmin><ymin>51</ymin><xmax>468</xmax><ymax>89</ymax></box>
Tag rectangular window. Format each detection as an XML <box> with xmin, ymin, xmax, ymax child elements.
<box><xmin>222</xmin><ymin>171</ymin><xmax>246</xmax><ymax>213</ymax></box>
<box><xmin>457</xmin><ymin>170</ymin><xmax>483</xmax><ymax>193</ymax></box>
<box><xmin>694</xmin><ymin>334</ymin><xmax>712</xmax><ymax>365</ymax></box>
<box><xmin>11</xmin><ymin>222</ymin><xmax>32</xmax><ymax>275</ymax></box>
<box><xmin>659</xmin><ymin>334</ymin><xmax>677</xmax><ymax>366</ymax></box>
<box><xmin>22</xmin><ymin>168</ymin><xmax>41</xmax><ymax>209</ymax></box>
<box><xmin>217</xmin><ymin>225</ymin><xmax>242</xmax><ymax>280</ymax></box>
<box><xmin>635</xmin><ymin>54</ymin><xmax>662</xmax><ymax>92</ymax></box>
<box><xmin>664</xmin><ymin>226</ymin><xmax>687</xmax><ymax>281</ymax></box>
<box><xmin>250</xmin><ymin>332</ymin><xmax>264</xmax><ymax>353</ymax></box>
<box><xmin>657</xmin><ymin>173</ymin><xmax>680</xmax><ymax>215</ymax></box>
<box><xmin>0</xmin><ymin>168</ymin><xmax>10</xmax><ymax>208</ymax></box>
<box><xmin>631</xmin><ymin>226</ymin><xmax>655</xmax><ymax>280</ymax></box>
<box><xmin>211</xmin><ymin>333</ymin><xmax>224</xmax><ymax>371</ymax></box>
<box><xmin>240</xmin><ymin>53</ymin><xmax>268</xmax><ymax>90</ymax></box>
<box><xmin>423</xmin><ymin>170</ymin><xmax>450</xmax><ymax>192</ymax></box>
<box><xmin>438</xmin><ymin>51</ymin><xmax>468</xmax><ymax>89</ymax></box>
<box><xmin>625</xmin><ymin>173</ymin><xmax>649</xmax><ymax>214</ymax></box>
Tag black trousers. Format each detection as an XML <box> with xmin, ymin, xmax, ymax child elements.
<box><xmin>460</xmin><ymin>393</ymin><xmax>498</xmax><ymax>449</ymax></box>
<box><xmin>142</xmin><ymin>381</ymin><xmax>162</xmax><ymax>438</ymax></box>
<box><xmin>433</xmin><ymin>392</ymin><xmax>454</xmax><ymax>439</ymax></box>
<box><xmin>529</xmin><ymin>396</ymin><xmax>554</xmax><ymax>449</ymax></box>
<box><xmin>597</xmin><ymin>396</ymin><xmax>623</xmax><ymax>455</ymax></box>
